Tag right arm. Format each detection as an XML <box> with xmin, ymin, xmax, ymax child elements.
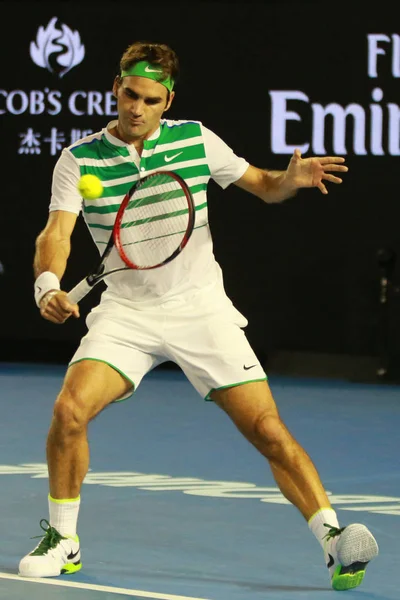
<box><xmin>34</xmin><ymin>210</ymin><xmax>77</xmax><ymax>281</ymax></box>
<box><xmin>34</xmin><ymin>210</ymin><xmax>80</xmax><ymax>324</ymax></box>
<box><xmin>35</xmin><ymin>147</ymin><xmax>83</xmax><ymax>323</ymax></box>
<box><xmin>33</xmin><ymin>148</ymin><xmax>82</xmax><ymax>323</ymax></box>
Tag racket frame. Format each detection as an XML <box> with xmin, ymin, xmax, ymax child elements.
<box><xmin>114</xmin><ymin>170</ymin><xmax>195</xmax><ymax>270</ymax></box>
<box><xmin>67</xmin><ymin>170</ymin><xmax>195</xmax><ymax>304</ymax></box>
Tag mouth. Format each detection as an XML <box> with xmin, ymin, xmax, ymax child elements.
<box><xmin>129</xmin><ymin>119</ymin><xmax>144</xmax><ymax>126</ymax></box>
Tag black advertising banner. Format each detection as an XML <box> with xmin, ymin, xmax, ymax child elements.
<box><xmin>0</xmin><ymin>1</ymin><xmax>399</xmax><ymax>371</ymax></box>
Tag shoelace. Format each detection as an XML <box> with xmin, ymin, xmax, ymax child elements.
<box><xmin>323</xmin><ymin>523</ymin><xmax>346</xmax><ymax>542</ymax></box>
<box><xmin>30</xmin><ymin>519</ymin><xmax>67</xmax><ymax>556</ymax></box>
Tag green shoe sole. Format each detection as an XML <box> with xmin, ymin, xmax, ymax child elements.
<box><xmin>331</xmin><ymin>563</ymin><xmax>366</xmax><ymax>591</ymax></box>
<box><xmin>61</xmin><ymin>561</ymin><xmax>82</xmax><ymax>575</ymax></box>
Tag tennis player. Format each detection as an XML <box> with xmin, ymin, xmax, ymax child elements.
<box><xmin>19</xmin><ymin>41</ymin><xmax>378</xmax><ymax>590</ymax></box>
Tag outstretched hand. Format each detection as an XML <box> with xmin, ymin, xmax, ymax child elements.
<box><xmin>285</xmin><ymin>149</ymin><xmax>348</xmax><ymax>194</ymax></box>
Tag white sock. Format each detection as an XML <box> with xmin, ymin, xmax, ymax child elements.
<box><xmin>308</xmin><ymin>507</ymin><xmax>341</xmax><ymax>576</ymax></box>
<box><xmin>308</xmin><ymin>507</ymin><xmax>340</xmax><ymax>548</ymax></box>
<box><xmin>48</xmin><ymin>494</ymin><xmax>80</xmax><ymax>538</ymax></box>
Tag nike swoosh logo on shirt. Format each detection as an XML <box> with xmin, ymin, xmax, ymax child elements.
<box><xmin>145</xmin><ymin>66</ymin><xmax>162</xmax><ymax>73</ymax></box>
<box><xmin>164</xmin><ymin>152</ymin><xmax>183</xmax><ymax>163</ymax></box>
<box><xmin>243</xmin><ymin>364</ymin><xmax>257</xmax><ymax>370</ymax></box>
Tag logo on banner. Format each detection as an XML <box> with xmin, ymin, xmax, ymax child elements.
<box><xmin>30</xmin><ymin>17</ymin><xmax>85</xmax><ymax>78</ymax></box>
<box><xmin>0</xmin><ymin>18</ymin><xmax>116</xmax><ymax>155</ymax></box>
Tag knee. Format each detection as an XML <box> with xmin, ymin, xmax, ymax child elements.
<box><xmin>250</xmin><ymin>412</ymin><xmax>289</xmax><ymax>458</ymax></box>
<box><xmin>52</xmin><ymin>389</ymin><xmax>88</xmax><ymax>435</ymax></box>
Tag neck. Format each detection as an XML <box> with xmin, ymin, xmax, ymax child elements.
<box><xmin>113</xmin><ymin>122</ymin><xmax>159</xmax><ymax>148</ymax></box>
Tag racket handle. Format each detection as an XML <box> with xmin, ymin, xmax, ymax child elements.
<box><xmin>67</xmin><ymin>279</ymin><xmax>93</xmax><ymax>304</ymax></box>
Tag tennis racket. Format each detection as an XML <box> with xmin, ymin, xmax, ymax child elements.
<box><xmin>67</xmin><ymin>170</ymin><xmax>195</xmax><ymax>304</ymax></box>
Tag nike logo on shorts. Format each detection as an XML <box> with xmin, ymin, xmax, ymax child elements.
<box><xmin>243</xmin><ymin>364</ymin><xmax>257</xmax><ymax>370</ymax></box>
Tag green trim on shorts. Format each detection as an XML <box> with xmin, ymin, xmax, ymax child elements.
<box><xmin>68</xmin><ymin>358</ymin><xmax>135</xmax><ymax>402</ymax></box>
<box><xmin>204</xmin><ymin>377</ymin><xmax>268</xmax><ymax>401</ymax></box>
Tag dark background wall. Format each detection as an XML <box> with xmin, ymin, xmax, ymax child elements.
<box><xmin>1</xmin><ymin>1</ymin><xmax>399</xmax><ymax>380</ymax></box>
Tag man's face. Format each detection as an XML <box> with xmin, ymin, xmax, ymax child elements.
<box><xmin>113</xmin><ymin>76</ymin><xmax>174</xmax><ymax>142</ymax></box>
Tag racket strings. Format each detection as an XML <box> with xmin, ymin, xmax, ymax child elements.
<box><xmin>118</xmin><ymin>176</ymin><xmax>191</xmax><ymax>268</ymax></box>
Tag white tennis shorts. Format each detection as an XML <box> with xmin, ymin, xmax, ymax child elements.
<box><xmin>69</xmin><ymin>288</ymin><xmax>267</xmax><ymax>401</ymax></box>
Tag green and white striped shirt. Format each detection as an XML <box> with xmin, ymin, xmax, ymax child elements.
<box><xmin>50</xmin><ymin>119</ymin><xmax>248</xmax><ymax>305</ymax></box>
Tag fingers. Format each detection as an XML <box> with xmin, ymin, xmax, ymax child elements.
<box><xmin>295</xmin><ymin>153</ymin><xmax>347</xmax><ymax>169</ymax></box>
<box><xmin>322</xmin><ymin>164</ymin><xmax>348</xmax><ymax>173</ymax></box>
<box><xmin>317</xmin><ymin>182</ymin><xmax>328</xmax><ymax>194</ymax></box>
<box><xmin>317</xmin><ymin>173</ymin><xmax>343</xmax><ymax>193</ymax></box>
<box><xmin>58</xmin><ymin>293</ymin><xmax>80</xmax><ymax>319</ymax></box>
<box><xmin>41</xmin><ymin>302</ymin><xmax>79</xmax><ymax>323</ymax></box>
<box><xmin>39</xmin><ymin>291</ymin><xmax>80</xmax><ymax>324</ymax></box>
<box><xmin>322</xmin><ymin>173</ymin><xmax>343</xmax><ymax>184</ymax></box>
<box><xmin>318</xmin><ymin>156</ymin><xmax>346</xmax><ymax>164</ymax></box>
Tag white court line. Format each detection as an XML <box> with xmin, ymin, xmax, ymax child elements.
<box><xmin>0</xmin><ymin>572</ymin><xmax>211</xmax><ymax>600</ymax></box>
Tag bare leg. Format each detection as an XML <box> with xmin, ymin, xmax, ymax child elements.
<box><xmin>211</xmin><ymin>380</ymin><xmax>331</xmax><ymax>520</ymax></box>
<box><xmin>47</xmin><ymin>360</ymin><xmax>132</xmax><ymax>499</ymax></box>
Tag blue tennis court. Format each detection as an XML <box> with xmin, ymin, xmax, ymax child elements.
<box><xmin>0</xmin><ymin>362</ymin><xmax>398</xmax><ymax>600</ymax></box>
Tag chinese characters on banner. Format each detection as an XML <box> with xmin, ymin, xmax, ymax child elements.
<box><xmin>18</xmin><ymin>128</ymin><xmax>93</xmax><ymax>155</ymax></box>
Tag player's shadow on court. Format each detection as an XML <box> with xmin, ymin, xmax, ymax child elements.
<box><xmin>236</xmin><ymin>586</ymin><xmax>388</xmax><ymax>598</ymax></box>
<box><xmin>236</xmin><ymin>584</ymin><xmax>331</xmax><ymax>592</ymax></box>
<box><xmin>148</xmin><ymin>571</ymin><xmax>331</xmax><ymax>593</ymax></box>
<box><xmin>147</xmin><ymin>570</ymin><xmax>387</xmax><ymax>597</ymax></box>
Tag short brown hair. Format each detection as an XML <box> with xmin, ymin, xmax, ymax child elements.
<box><xmin>119</xmin><ymin>41</ymin><xmax>180</xmax><ymax>85</ymax></box>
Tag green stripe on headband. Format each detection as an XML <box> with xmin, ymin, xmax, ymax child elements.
<box><xmin>121</xmin><ymin>61</ymin><xmax>174</xmax><ymax>92</ymax></box>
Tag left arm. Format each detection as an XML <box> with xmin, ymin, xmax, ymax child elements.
<box><xmin>234</xmin><ymin>148</ymin><xmax>348</xmax><ymax>204</ymax></box>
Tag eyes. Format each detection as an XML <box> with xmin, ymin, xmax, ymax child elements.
<box><xmin>123</xmin><ymin>88</ymin><xmax>162</xmax><ymax>106</ymax></box>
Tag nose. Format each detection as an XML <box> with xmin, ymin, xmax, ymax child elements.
<box><xmin>130</xmin><ymin>98</ymin><xmax>144</xmax><ymax>117</ymax></box>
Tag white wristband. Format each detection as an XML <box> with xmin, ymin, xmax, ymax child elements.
<box><xmin>34</xmin><ymin>271</ymin><xmax>60</xmax><ymax>307</ymax></box>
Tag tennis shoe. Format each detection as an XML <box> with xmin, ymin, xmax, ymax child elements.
<box><xmin>19</xmin><ymin>519</ymin><xmax>81</xmax><ymax>578</ymax></box>
<box><xmin>323</xmin><ymin>522</ymin><xmax>378</xmax><ymax>591</ymax></box>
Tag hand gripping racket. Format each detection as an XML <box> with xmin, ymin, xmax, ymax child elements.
<box><xmin>67</xmin><ymin>171</ymin><xmax>195</xmax><ymax>304</ymax></box>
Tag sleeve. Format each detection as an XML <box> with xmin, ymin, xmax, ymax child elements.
<box><xmin>201</xmin><ymin>124</ymin><xmax>249</xmax><ymax>189</ymax></box>
<box><xmin>49</xmin><ymin>148</ymin><xmax>83</xmax><ymax>214</ymax></box>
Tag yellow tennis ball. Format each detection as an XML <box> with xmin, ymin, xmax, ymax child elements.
<box><xmin>77</xmin><ymin>174</ymin><xmax>104</xmax><ymax>200</ymax></box>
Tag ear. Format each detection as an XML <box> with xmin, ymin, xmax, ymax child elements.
<box><xmin>112</xmin><ymin>76</ymin><xmax>120</xmax><ymax>98</ymax></box>
<box><xmin>164</xmin><ymin>90</ymin><xmax>175</xmax><ymax>113</ymax></box>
